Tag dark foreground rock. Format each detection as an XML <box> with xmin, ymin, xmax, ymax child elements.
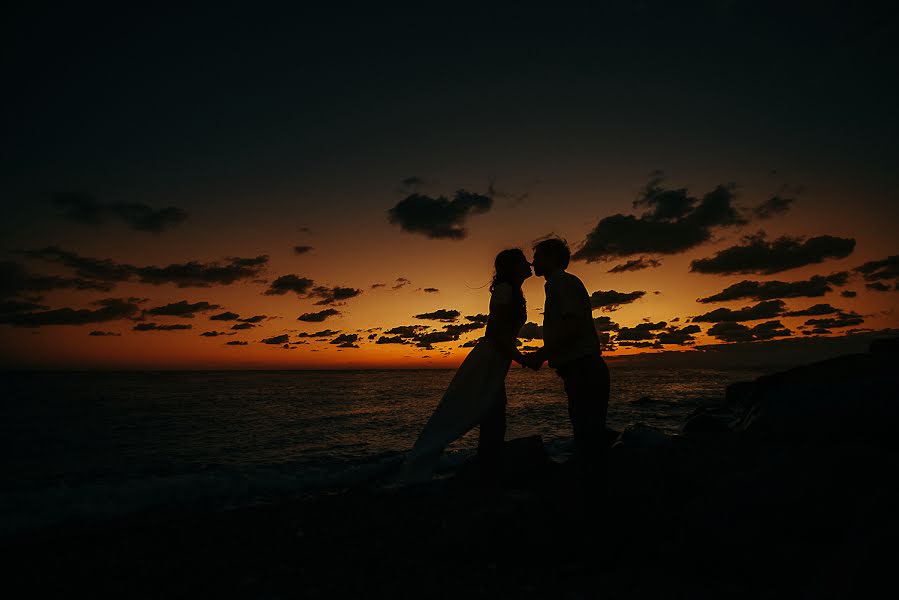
<box><xmin>4</xmin><ymin>339</ymin><xmax>899</xmax><ymax>598</ymax></box>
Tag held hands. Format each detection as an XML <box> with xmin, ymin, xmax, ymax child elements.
<box><xmin>519</xmin><ymin>352</ymin><xmax>545</xmax><ymax>371</ymax></box>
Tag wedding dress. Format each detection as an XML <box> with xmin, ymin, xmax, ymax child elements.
<box><xmin>398</xmin><ymin>283</ymin><xmax>525</xmax><ymax>483</ymax></box>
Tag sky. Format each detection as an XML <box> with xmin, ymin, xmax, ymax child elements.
<box><xmin>1</xmin><ymin>2</ymin><xmax>897</xmax><ymax>369</ymax></box>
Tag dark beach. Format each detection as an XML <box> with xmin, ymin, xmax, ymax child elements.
<box><xmin>6</xmin><ymin>339</ymin><xmax>899</xmax><ymax>599</ymax></box>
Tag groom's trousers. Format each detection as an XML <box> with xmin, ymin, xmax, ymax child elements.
<box><xmin>556</xmin><ymin>352</ymin><xmax>610</xmax><ymax>468</ymax></box>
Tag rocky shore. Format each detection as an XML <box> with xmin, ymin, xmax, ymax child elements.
<box><xmin>6</xmin><ymin>339</ymin><xmax>899</xmax><ymax>598</ymax></box>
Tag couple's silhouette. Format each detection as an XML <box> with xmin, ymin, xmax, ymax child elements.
<box><xmin>400</xmin><ymin>238</ymin><xmax>611</xmax><ymax>484</ymax></box>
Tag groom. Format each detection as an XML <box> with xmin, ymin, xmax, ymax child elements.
<box><xmin>521</xmin><ymin>238</ymin><xmax>610</xmax><ymax>472</ymax></box>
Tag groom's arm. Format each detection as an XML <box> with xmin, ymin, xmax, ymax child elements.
<box><xmin>531</xmin><ymin>315</ymin><xmax>580</xmax><ymax>365</ymax></box>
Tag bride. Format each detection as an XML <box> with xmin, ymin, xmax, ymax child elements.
<box><xmin>399</xmin><ymin>248</ymin><xmax>533</xmax><ymax>483</ymax></box>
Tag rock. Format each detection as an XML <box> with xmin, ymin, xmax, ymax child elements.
<box><xmin>729</xmin><ymin>347</ymin><xmax>899</xmax><ymax>444</ymax></box>
<box><xmin>681</xmin><ymin>407</ymin><xmax>731</xmax><ymax>435</ymax></box>
<box><xmin>612</xmin><ymin>424</ymin><xmax>670</xmax><ymax>449</ymax></box>
<box><xmin>870</xmin><ymin>337</ymin><xmax>899</xmax><ymax>354</ymax></box>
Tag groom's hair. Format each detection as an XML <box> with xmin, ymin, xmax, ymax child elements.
<box><xmin>533</xmin><ymin>237</ymin><xmax>570</xmax><ymax>269</ymax></box>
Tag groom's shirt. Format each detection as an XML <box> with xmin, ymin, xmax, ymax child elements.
<box><xmin>543</xmin><ymin>269</ymin><xmax>602</xmax><ymax>369</ymax></box>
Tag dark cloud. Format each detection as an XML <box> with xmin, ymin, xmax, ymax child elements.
<box><xmin>209</xmin><ymin>311</ymin><xmax>240</xmax><ymax>321</ymax></box>
<box><xmin>371</xmin><ymin>283</ymin><xmax>386</xmax><ymax>288</ymax></box>
<box><xmin>572</xmin><ymin>177</ymin><xmax>746</xmax><ymax>262</ymax></box>
<box><xmin>226</xmin><ymin>340</ymin><xmax>248</xmax><ymax>346</ymax></box>
<box><xmin>143</xmin><ymin>300</ymin><xmax>221</xmax><ymax>318</ymax></box>
<box><xmin>616</xmin><ymin>321</ymin><xmax>667</xmax><ymax>341</ymax></box>
<box><xmin>88</xmin><ymin>330</ymin><xmax>120</xmax><ymax>336</ymax></box>
<box><xmin>297</xmin><ymin>309</ymin><xmax>341</xmax><ymax>322</ymax></box>
<box><xmin>200</xmin><ymin>331</ymin><xmax>231</xmax><ymax>337</ymax></box>
<box><xmin>265</xmin><ymin>274</ymin><xmax>315</xmax><ymax>296</ymax></box>
<box><xmin>392</xmin><ymin>277</ymin><xmax>411</xmax><ymax>290</ymax></box>
<box><xmin>655</xmin><ymin>324</ymin><xmax>701</xmax><ymax>346</ymax></box>
<box><xmin>841</xmin><ymin>290</ymin><xmax>858</xmax><ymax>298</ymax></box>
<box><xmin>230</xmin><ymin>322</ymin><xmax>256</xmax><ymax>330</ymax></box>
<box><xmin>422</xmin><ymin>287</ymin><xmax>439</xmax><ymax>293</ymax></box>
<box><xmin>698</xmin><ymin>272</ymin><xmax>849</xmax><ymax>302</ymax></box>
<box><xmin>50</xmin><ymin>191</ymin><xmax>188</xmax><ymax>233</ymax></box>
<box><xmin>0</xmin><ymin>297</ymin><xmax>143</xmax><ymax>327</ymax></box>
<box><xmin>1</xmin><ymin>261</ymin><xmax>117</xmax><ymax>303</ymax></box>
<box><xmin>310</xmin><ymin>286</ymin><xmax>363</xmax><ymax>305</ymax></box>
<box><xmin>0</xmin><ymin>298</ymin><xmax>49</xmax><ymax>314</ymax></box>
<box><xmin>237</xmin><ymin>315</ymin><xmax>267</xmax><ymax>323</ymax></box>
<box><xmin>293</xmin><ymin>246</ymin><xmax>314</xmax><ymax>255</ymax></box>
<box><xmin>400</xmin><ymin>176</ymin><xmax>426</xmax><ymax>188</ymax></box>
<box><xmin>443</xmin><ymin>322</ymin><xmax>483</xmax><ymax>336</ymax></box>
<box><xmin>708</xmin><ymin>320</ymin><xmax>791</xmax><ymax>343</ymax></box>
<box><xmin>865</xmin><ymin>282</ymin><xmax>892</xmax><ymax>292</ymax></box>
<box><xmin>385</xmin><ymin>325</ymin><xmax>426</xmax><ymax>337</ymax></box>
<box><xmin>337</xmin><ymin>342</ymin><xmax>360</xmax><ymax>349</ymax></box>
<box><xmin>460</xmin><ymin>338</ymin><xmax>481</xmax><ymax>348</ymax></box>
<box><xmin>690</xmin><ymin>232</ymin><xmax>856</xmax><ymax>275</ymax></box>
<box><xmin>607</xmin><ymin>258</ymin><xmax>661</xmax><ymax>273</ymax></box>
<box><xmin>805</xmin><ymin>312</ymin><xmax>864</xmax><ymax>329</ymax></box>
<box><xmin>518</xmin><ymin>322</ymin><xmax>544</xmax><ymax>340</ymax></box>
<box><xmin>296</xmin><ymin>329</ymin><xmax>341</xmax><ymax>338</ymax></box>
<box><xmin>412</xmin><ymin>330</ymin><xmax>459</xmax><ymax>348</ymax></box>
<box><xmin>593</xmin><ymin>316</ymin><xmax>620</xmax><ymax>332</ymax></box>
<box><xmin>752</xmin><ymin>196</ymin><xmax>794</xmax><ymax>219</ymax></box>
<box><xmin>414</xmin><ymin>309</ymin><xmax>460</xmax><ymax>322</ymax></box>
<box><xmin>387</xmin><ymin>190</ymin><xmax>493</xmax><ymax>239</ymax></box>
<box><xmin>692</xmin><ymin>299</ymin><xmax>785</xmax><ymax>323</ymax></box>
<box><xmin>616</xmin><ymin>340</ymin><xmax>663</xmax><ymax>349</ymax></box>
<box><xmin>589</xmin><ymin>290</ymin><xmax>646</xmax><ymax>311</ymax></box>
<box><xmin>376</xmin><ymin>335</ymin><xmax>408</xmax><ymax>344</ymax></box>
<box><xmin>261</xmin><ymin>334</ymin><xmax>290</xmax><ymax>344</ymax></box>
<box><xmin>784</xmin><ymin>303</ymin><xmax>840</xmax><ymax>317</ymax></box>
<box><xmin>465</xmin><ymin>314</ymin><xmax>489</xmax><ymax>325</ymax></box>
<box><xmin>133</xmin><ymin>322</ymin><xmax>192</xmax><ymax>331</ymax></box>
<box><xmin>24</xmin><ymin>247</ymin><xmax>269</xmax><ymax>288</ymax></box>
<box><xmin>854</xmin><ymin>255</ymin><xmax>899</xmax><ymax>284</ymax></box>
<box><xmin>330</xmin><ymin>333</ymin><xmax>359</xmax><ymax>345</ymax></box>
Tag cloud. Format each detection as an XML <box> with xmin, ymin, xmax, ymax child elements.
<box><xmin>414</xmin><ymin>309</ymin><xmax>460</xmax><ymax>322</ymax></box>
<box><xmin>133</xmin><ymin>322</ymin><xmax>192</xmax><ymax>331</ymax></box>
<box><xmin>589</xmin><ymin>290</ymin><xmax>646</xmax><ymax>312</ymax></box>
<box><xmin>376</xmin><ymin>335</ymin><xmax>408</xmax><ymax>344</ymax></box>
<box><xmin>616</xmin><ymin>321</ymin><xmax>667</xmax><ymax>341</ymax></box>
<box><xmin>865</xmin><ymin>282</ymin><xmax>892</xmax><ymax>292</ymax></box>
<box><xmin>752</xmin><ymin>196</ymin><xmax>794</xmax><ymax>219</ymax></box>
<box><xmin>238</xmin><ymin>315</ymin><xmax>267</xmax><ymax>323</ymax></box>
<box><xmin>296</xmin><ymin>329</ymin><xmax>341</xmax><ymax>338</ymax></box>
<box><xmin>209</xmin><ymin>311</ymin><xmax>240</xmax><ymax>321</ymax></box>
<box><xmin>412</xmin><ymin>330</ymin><xmax>459</xmax><ymax>348</ymax></box>
<box><xmin>0</xmin><ymin>298</ymin><xmax>50</xmax><ymax>314</ymax></box>
<box><xmin>572</xmin><ymin>177</ymin><xmax>746</xmax><ymax>262</ymax></box>
<box><xmin>607</xmin><ymin>258</ymin><xmax>661</xmax><ymax>273</ymax></box>
<box><xmin>698</xmin><ymin>272</ymin><xmax>849</xmax><ymax>302</ymax></box>
<box><xmin>226</xmin><ymin>340</ymin><xmax>248</xmax><ymax>345</ymax></box>
<box><xmin>692</xmin><ymin>299</ymin><xmax>785</xmax><ymax>323</ymax></box>
<box><xmin>854</xmin><ymin>255</ymin><xmax>899</xmax><ymax>284</ymax></box>
<box><xmin>200</xmin><ymin>331</ymin><xmax>232</xmax><ymax>337</ymax></box>
<box><xmin>298</xmin><ymin>308</ymin><xmax>341</xmax><ymax>322</ymax></box>
<box><xmin>310</xmin><ymin>286</ymin><xmax>363</xmax><ymax>305</ymax></box>
<box><xmin>264</xmin><ymin>274</ymin><xmax>315</xmax><ymax>296</ymax></box>
<box><xmin>518</xmin><ymin>322</ymin><xmax>544</xmax><ymax>340</ymax></box>
<box><xmin>392</xmin><ymin>278</ymin><xmax>411</xmax><ymax>290</ymax></box>
<box><xmin>690</xmin><ymin>232</ymin><xmax>856</xmax><ymax>275</ymax></box>
<box><xmin>330</xmin><ymin>333</ymin><xmax>359</xmax><ymax>345</ymax></box>
<box><xmin>708</xmin><ymin>320</ymin><xmax>791</xmax><ymax>343</ymax></box>
<box><xmin>593</xmin><ymin>316</ymin><xmax>620</xmax><ymax>332</ymax></box>
<box><xmin>142</xmin><ymin>300</ymin><xmax>221</xmax><ymax>318</ymax></box>
<box><xmin>371</xmin><ymin>283</ymin><xmax>386</xmax><ymax>289</ymax></box>
<box><xmin>88</xmin><ymin>330</ymin><xmax>120</xmax><ymax>336</ymax></box>
<box><xmin>293</xmin><ymin>246</ymin><xmax>314</xmax><ymax>255</ymax></box>
<box><xmin>841</xmin><ymin>290</ymin><xmax>857</xmax><ymax>298</ymax></box>
<box><xmin>465</xmin><ymin>314</ymin><xmax>489</xmax><ymax>325</ymax></box>
<box><xmin>422</xmin><ymin>287</ymin><xmax>439</xmax><ymax>293</ymax></box>
<box><xmin>804</xmin><ymin>312</ymin><xmax>864</xmax><ymax>329</ymax></box>
<box><xmin>50</xmin><ymin>191</ymin><xmax>188</xmax><ymax>233</ymax></box>
<box><xmin>655</xmin><ymin>324</ymin><xmax>701</xmax><ymax>345</ymax></box>
<box><xmin>23</xmin><ymin>247</ymin><xmax>269</xmax><ymax>288</ymax></box>
<box><xmin>262</xmin><ymin>334</ymin><xmax>290</xmax><ymax>344</ymax></box>
<box><xmin>230</xmin><ymin>322</ymin><xmax>256</xmax><ymax>330</ymax></box>
<box><xmin>0</xmin><ymin>297</ymin><xmax>143</xmax><ymax>327</ymax></box>
<box><xmin>443</xmin><ymin>322</ymin><xmax>484</xmax><ymax>336</ymax></box>
<box><xmin>385</xmin><ymin>325</ymin><xmax>427</xmax><ymax>337</ymax></box>
<box><xmin>387</xmin><ymin>190</ymin><xmax>493</xmax><ymax>239</ymax></box>
<box><xmin>784</xmin><ymin>303</ymin><xmax>840</xmax><ymax>317</ymax></box>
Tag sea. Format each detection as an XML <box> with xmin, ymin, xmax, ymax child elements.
<box><xmin>0</xmin><ymin>365</ymin><xmax>772</xmax><ymax>533</ymax></box>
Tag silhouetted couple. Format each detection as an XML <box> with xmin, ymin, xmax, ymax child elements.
<box><xmin>400</xmin><ymin>238</ymin><xmax>610</xmax><ymax>484</ymax></box>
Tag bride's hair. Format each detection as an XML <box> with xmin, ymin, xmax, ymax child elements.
<box><xmin>490</xmin><ymin>249</ymin><xmax>527</xmax><ymax>305</ymax></box>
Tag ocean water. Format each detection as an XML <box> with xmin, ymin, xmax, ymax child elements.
<box><xmin>0</xmin><ymin>365</ymin><xmax>769</xmax><ymax>532</ymax></box>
